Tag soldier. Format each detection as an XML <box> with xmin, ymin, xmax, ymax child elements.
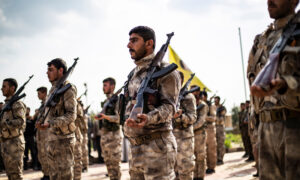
<box><xmin>238</xmin><ymin>103</ymin><xmax>250</xmax><ymax>158</ymax></box>
<box><xmin>95</xmin><ymin>77</ymin><xmax>122</xmax><ymax>179</ymax></box>
<box><xmin>0</xmin><ymin>78</ymin><xmax>26</xmax><ymax>180</ymax></box>
<box><xmin>34</xmin><ymin>86</ymin><xmax>50</xmax><ymax>180</ymax></box>
<box><xmin>36</xmin><ymin>58</ymin><xmax>77</xmax><ymax>180</ymax></box>
<box><xmin>73</xmin><ymin>99</ymin><xmax>84</xmax><ymax>180</ymax></box>
<box><xmin>172</xmin><ymin>73</ymin><xmax>196</xmax><ymax>180</ymax></box>
<box><xmin>214</xmin><ymin>96</ymin><xmax>226</xmax><ymax>165</ymax></box>
<box><xmin>0</xmin><ymin>102</ymin><xmax>4</xmax><ymax>172</ymax></box>
<box><xmin>79</xmin><ymin>102</ymin><xmax>89</xmax><ymax>172</ymax></box>
<box><xmin>124</xmin><ymin>26</ymin><xmax>180</xmax><ymax>179</ymax></box>
<box><xmin>248</xmin><ymin>0</ymin><xmax>300</xmax><ymax>179</ymax></box>
<box><xmin>244</xmin><ymin>101</ymin><xmax>254</xmax><ymax>162</ymax></box>
<box><xmin>201</xmin><ymin>91</ymin><xmax>217</xmax><ymax>174</ymax></box>
<box><xmin>192</xmin><ymin>86</ymin><xmax>208</xmax><ymax>180</ymax></box>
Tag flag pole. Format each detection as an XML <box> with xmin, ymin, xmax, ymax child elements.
<box><xmin>238</xmin><ymin>27</ymin><xmax>248</xmax><ymax>101</ymax></box>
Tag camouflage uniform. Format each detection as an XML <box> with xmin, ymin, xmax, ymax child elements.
<box><xmin>100</xmin><ymin>93</ymin><xmax>122</xmax><ymax>180</ymax></box>
<box><xmin>124</xmin><ymin>54</ymin><xmax>181</xmax><ymax>179</ymax></box>
<box><xmin>0</xmin><ymin>97</ymin><xmax>26</xmax><ymax>180</ymax></box>
<box><xmin>80</xmin><ymin>115</ymin><xmax>89</xmax><ymax>170</ymax></box>
<box><xmin>215</xmin><ymin>104</ymin><xmax>226</xmax><ymax>163</ymax></box>
<box><xmin>45</xmin><ymin>81</ymin><xmax>77</xmax><ymax>180</ymax></box>
<box><xmin>74</xmin><ymin>101</ymin><xmax>84</xmax><ymax>180</ymax></box>
<box><xmin>247</xmin><ymin>12</ymin><xmax>300</xmax><ymax>180</ymax></box>
<box><xmin>238</xmin><ymin>108</ymin><xmax>252</xmax><ymax>157</ymax></box>
<box><xmin>173</xmin><ymin>93</ymin><xmax>196</xmax><ymax>180</ymax></box>
<box><xmin>36</xmin><ymin>101</ymin><xmax>50</xmax><ymax>177</ymax></box>
<box><xmin>193</xmin><ymin>100</ymin><xmax>208</xmax><ymax>179</ymax></box>
<box><xmin>205</xmin><ymin>103</ymin><xmax>217</xmax><ymax>170</ymax></box>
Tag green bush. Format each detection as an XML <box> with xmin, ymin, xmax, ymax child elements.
<box><xmin>225</xmin><ymin>133</ymin><xmax>242</xmax><ymax>149</ymax></box>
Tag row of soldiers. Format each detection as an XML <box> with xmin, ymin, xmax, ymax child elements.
<box><xmin>0</xmin><ymin>26</ymin><xmax>229</xmax><ymax>180</ymax></box>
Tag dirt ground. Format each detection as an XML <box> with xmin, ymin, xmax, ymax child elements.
<box><xmin>0</xmin><ymin>151</ymin><xmax>258</xmax><ymax>180</ymax></box>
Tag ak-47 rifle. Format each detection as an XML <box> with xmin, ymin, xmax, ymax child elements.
<box><xmin>176</xmin><ymin>73</ymin><xmax>196</xmax><ymax>110</ymax></box>
<box><xmin>129</xmin><ymin>32</ymin><xmax>178</xmax><ymax>121</ymax></box>
<box><xmin>84</xmin><ymin>104</ymin><xmax>91</xmax><ymax>115</ymax></box>
<box><xmin>38</xmin><ymin>57</ymin><xmax>79</xmax><ymax>124</ymax></box>
<box><xmin>0</xmin><ymin>75</ymin><xmax>34</xmax><ymax>119</ymax></box>
<box><xmin>96</xmin><ymin>86</ymin><xmax>124</xmax><ymax>119</ymax></box>
<box><xmin>78</xmin><ymin>89</ymin><xmax>87</xmax><ymax>100</ymax></box>
<box><xmin>251</xmin><ymin>12</ymin><xmax>300</xmax><ymax>93</ymax></box>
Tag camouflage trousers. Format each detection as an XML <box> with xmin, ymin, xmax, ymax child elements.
<box><xmin>240</xmin><ymin>124</ymin><xmax>252</xmax><ymax>156</ymax></box>
<box><xmin>74</xmin><ymin>138</ymin><xmax>82</xmax><ymax>180</ymax></box>
<box><xmin>1</xmin><ymin>136</ymin><xmax>25</xmax><ymax>180</ymax></box>
<box><xmin>100</xmin><ymin>129</ymin><xmax>122</xmax><ymax>180</ymax></box>
<box><xmin>81</xmin><ymin>132</ymin><xmax>88</xmax><ymax>169</ymax></box>
<box><xmin>248</xmin><ymin>125</ymin><xmax>259</xmax><ymax>170</ymax></box>
<box><xmin>259</xmin><ymin>114</ymin><xmax>300</xmax><ymax>180</ymax></box>
<box><xmin>173</xmin><ymin>130</ymin><xmax>195</xmax><ymax>180</ymax></box>
<box><xmin>47</xmin><ymin>138</ymin><xmax>75</xmax><ymax>180</ymax></box>
<box><xmin>216</xmin><ymin>125</ymin><xmax>225</xmax><ymax>162</ymax></box>
<box><xmin>129</xmin><ymin>131</ymin><xmax>176</xmax><ymax>180</ymax></box>
<box><xmin>37</xmin><ymin>129</ymin><xmax>49</xmax><ymax>176</ymax></box>
<box><xmin>205</xmin><ymin>123</ymin><xmax>217</xmax><ymax>169</ymax></box>
<box><xmin>194</xmin><ymin>128</ymin><xmax>206</xmax><ymax>179</ymax></box>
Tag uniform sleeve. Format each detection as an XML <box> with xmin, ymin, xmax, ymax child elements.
<box><xmin>145</xmin><ymin>70</ymin><xmax>181</xmax><ymax>126</ymax></box>
<box><xmin>180</xmin><ymin>93</ymin><xmax>197</xmax><ymax>125</ymax></box>
<box><xmin>206</xmin><ymin>105</ymin><xmax>216</xmax><ymax>123</ymax></box>
<box><xmin>194</xmin><ymin>103</ymin><xmax>208</xmax><ymax>129</ymax></box>
<box><xmin>8</xmin><ymin>101</ymin><xmax>26</xmax><ymax>128</ymax></box>
<box><xmin>51</xmin><ymin>85</ymin><xmax>77</xmax><ymax>128</ymax></box>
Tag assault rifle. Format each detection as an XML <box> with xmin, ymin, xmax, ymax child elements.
<box><xmin>96</xmin><ymin>86</ymin><xmax>124</xmax><ymax>119</ymax></box>
<box><xmin>38</xmin><ymin>57</ymin><xmax>79</xmax><ymax>124</ymax></box>
<box><xmin>251</xmin><ymin>12</ymin><xmax>300</xmax><ymax>93</ymax></box>
<box><xmin>129</xmin><ymin>32</ymin><xmax>178</xmax><ymax>121</ymax></box>
<box><xmin>176</xmin><ymin>73</ymin><xmax>195</xmax><ymax>110</ymax></box>
<box><xmin>0</xmin><ymin>75</ymin><xmax>34</xmax><ymax>119</ymax></box>
<box><xmin>84</xmin><ymin>104</ymin><xmax>91</xmax><ymax>115</ymax></box>
<box><xmin>216</xmin><ymin>100</ymin><xmax>226</xmax><ymax>117</ymax></box>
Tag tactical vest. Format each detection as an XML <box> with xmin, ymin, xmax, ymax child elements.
<box><xmin>101</xmin><ymin>100</ymin><xmax>119</xmax><ymax>131</ymax></box>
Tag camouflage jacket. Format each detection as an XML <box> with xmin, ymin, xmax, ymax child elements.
<box><xmin>46</xmin><ymin>81</ymin><xmax>77</xmax><ymax>141</ymax></box>
<box><xmin>0</xmin><ymin>96</ymin><xmax>26</xmax><ymax>140</ymax></box>
<box><xmin>173</xmin><ymin>93</ymin><xmax>197</xmax><ymax>138</ymax></box>
<box><xmin>194</xmin><ymin>100</ymin><xmax>208</xmax><ymax>131</ymax></box>
<box><xmin>247</xmin><ymin>13</ymin><xmax>300</xmax><ymax>113</ymax></box>
<box><xmin>124</xmin><ymin>53</ymin><xmax>181</xmax><ymax>138</ymax></box>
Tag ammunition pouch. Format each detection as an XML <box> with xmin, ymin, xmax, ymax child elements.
<box><xmin>128</xmin><ymin>131</ymin><xmax>164</xmax><ymax>146</ymax></box>
<box><xmin>260</xmin><ymin>109</ymin><xmax>300</xmax><ymax>128</ymax></box>
<box><xmin>53</xmin><ymin>122</ymin><xmax>76</xmax><ymax>135</ymax></box>
<box><xmin>172</xmin><ymin>118</ymin><xmax>191</xmax><ymax>130</ymax></box>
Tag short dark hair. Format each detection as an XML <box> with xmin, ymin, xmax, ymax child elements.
<box><xmin>3</xmin><ymin>78</ymin><xmax>18</xmax><ymax>92</ymax></box>
<box><xmin>215</xmin><ymin>96</ymin><xmax>220</xmax><ymax>101</ymax></box>
<box><xmin>47</xmin><ymin>58</ymin><xmax>67</xmax><ymax>74</ymax></box>
<box><xmin>191</xmin><ymin>85</ymin><xmax>200</xmax><ymax>92</ymax></box>
<box><xmin>201</xmin><ymin>90</ymin><xmax>208</xmax><ymax>97</ymax></box>
<box><xmin>240</xmin><ymin>103</ymin><xmax>245</xmax><ymax>106</ymax></box>
<box><xmin>0</xmin><ymin>102</ymin><xmax>3</xmax><ymax>105</ymax></box>
<box><xmin>37</xmin><ymin>86</ymin><xmax>47</xmax><ymax>93</ymax></box>
<box><xmin>129</xmin><ymin>26</ymin><xmax>156</xmax><ymax>49</ymax></box>
<box><xmin>246</xmin><ymin>100</ymin><xmax>250</xmax><ymax>104</ymax></box>
<box><xmin>103</xmin><ymin>77</ymin><xmax>116</xmax><ymax>86</ymax></box>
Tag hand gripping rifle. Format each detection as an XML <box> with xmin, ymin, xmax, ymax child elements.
<box><xmin>38</xmin><ymin>57</ymin><xmax>79</xmax><ymax>124</ymax></box>
<box><xmin>129</xmin><ymin>32</ymin><xmax>178</xmax><ymax>121</ymax></box>
<box><xmin>176</xmin><ymin>73</ymin><xmax>196</xmax><ymax>111</ymax></box>
<box><xmin>0</xmin><ymin>75</ymin><xmax>34</xmax><ymax>119</ymax></box>
<box><xmin>97</xmin><ymin>86</ymin><xmax>124</xmax><ymax>118</ymax></box>
<box><xmin>251</xmin><ymin>12</ymin><xmax>300</xmax><ymax>92</ymax></box>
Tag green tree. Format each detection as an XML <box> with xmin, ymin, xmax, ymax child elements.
<box><xmin>231</xmin><ymin>105</ymin><xmax>240</xmax><ymax>128</ymax></box>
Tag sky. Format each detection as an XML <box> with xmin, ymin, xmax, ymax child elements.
<box><xmin>0</xmin><ymin>0</ymin><xmax>280</xmax><ymax>114</ymax></box>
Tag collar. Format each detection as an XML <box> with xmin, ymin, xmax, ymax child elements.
<box><xmin>134</xmin><ymin>53</ymin><xmax>155</xmax><ymax>70</ymax></box>
<box><xmin>106</xmin><ymin>93</ymin><xmax>113</xmax><ymax>99</ymax></box>
<box><xmin>273</xmin><ymin>13</ymin><xmax>295</xmax><ymax>30</ymax></box>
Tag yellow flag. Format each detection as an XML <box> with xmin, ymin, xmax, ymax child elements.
<box><xmin>168</xmin><ymin>45</ymin><xmax>211</xmax><ymax>92</ymax></box>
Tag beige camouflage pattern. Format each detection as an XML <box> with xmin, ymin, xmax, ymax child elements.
<box><xmin>74</xmin><ymin>101</ymin><xmax>84</xmax><ymax>180</ymax></box>
<box><xmin>100</xmin><ymin>94</ymin><xmax>122</xmax><ymax>180</ymax></box>
<box><xmin>247</xmin><ymin>13</ymin><xmax>300</xmax><ymax>180</ymax></box>
<box><xmin>194</xmin><ymin>100</ymin><xmax>208</xmax><ymax>178</ymax></box>
<box><xmin>35</xmin><ymin>101</ymin><xmax>50</xmax><ymax>177</ymax></box>
<box><xmin>173</xmin><ymin>93</ymin><xmax>196</xmax><ymax>179</ymax></box>
<box><xmin>216</xmin><ymin>104</ymin><xmax>226</xmax><ymax>162</ymax></box>
<box><xmin>45</xmin><ymin>81</ymin><xmax>77</xmax><ymax>180</ymax></box>
<box><xmin>80</xmin><ymin>115</ymin><xmax>89</xmax><ymax>169</ymax></box>
<box><xmin>124</xmin><ymin>53</ymin><xmax>181</xmax><ymax>138</ymax></box>
<box><xmin>0</xmin><ymin>98</ymin><xmax>26</xmax><ymax>180</ymax></box>
<box><xmin>205</xmin><ymin>104</ymin><xmax>217</xmax><ymax>170</ymax></box>
<box><xmin>124</xmin><ymin>53</ymin><xmax>180</xmax><ymax>179</ymax></box>
<box><xmin>129</xmin><ymin>131</ymin><xmax>177</xmax><ymax>180</ymax></box>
